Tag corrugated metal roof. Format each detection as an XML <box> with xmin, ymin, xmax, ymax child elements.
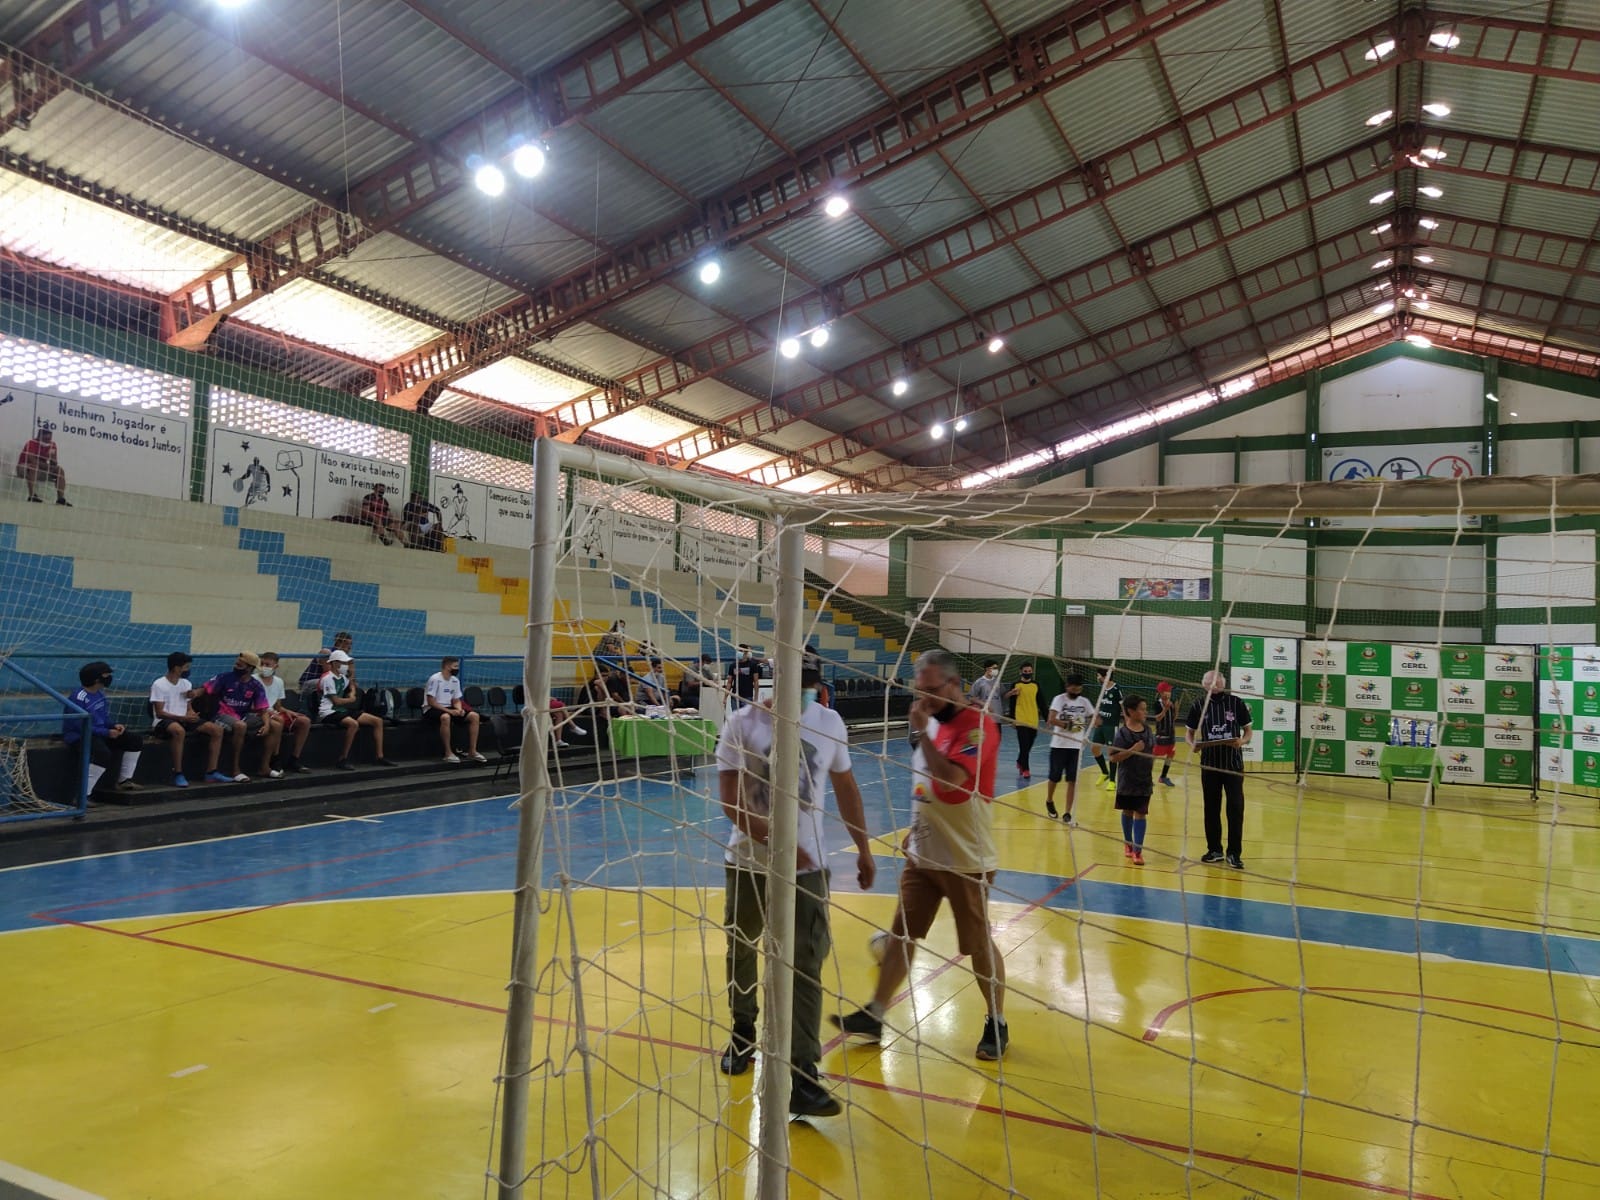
<box><xmin>936</xmin><ymin>244</ymin><xmax>1039</xmax><ymax>314</ymax></box>
<box><xmin>760</xmin><ymin>209</ymin><xmax>895</xmax><ymax>285</ymax></box>
<box><xmin>0</xmin><ymin>1</ymin><xmax>80</xmax><ymax>42</ymax></box>
<box><xmin>1195</xmin><ymin>124</ymin><xmax>1301</xmax><ymax>209</ymax></box>
<box><xmin>1100</xmin><ymin>162</ymin><xmax>1211</xmax><ymax>244</ymax></box>
<box><xmin>1012</xmin><ymin>207</ymin><xmax>1125</xmax><ymax>280</ymax></box>
<box><xmin>855</xmin><ymin>154</ymin><xmax>986</xmax><ymax>246</ymax></box>
<box><xmin>828</xmin><ymin>0</ymin><xmax>1002</xmax><ymax>97</ymax></box>
<box><xmin>449</xmin><ymin>356</ymin><xmax>589</xmax><ymax>410</ymax></box>
<box><xmin>394</xmin><ymin>186</ymin><xmax>592</xmax><ymax>287</ymax></box>
<box><xmin>1145</xmin><ymin>244</ymin><xmax>1238</xmax><ymax>308</ymax></box>
<box><xmin>1292</xmin><ymin>76</ymin><xmax>1393</xmax><ymax>166</ymax></box>
<box><xmin>410</xmin><ymin>0</ymin><xmax>627</xmax><ymax>81</ymax></box>
<box><xmin>1154</xmin><ymin>0</ymin><xmax>1282</xmax><ymax>112</ymax></box>
<box><xmin>855</xmin><ymin>280</ymin><xmax>968</xmax><ymax>343</ymax></box>
<box><xmin>1042</xmin><ymin>53</ymin><xmax>1173</xmax><ymax>163</ymax></box>
<box><xmin>533</xmin><ymin>125</ymin><xmax>693</xmax><ymax>248</ymax></box>
<box><xmin>930</xmin><ymin>105</ymin><xmax>1077</xmax><ymax>203</ymax></box>
<box><xmin>1226</xmin><ymin>209</ymin><xmax>1317</xmax><ymax>276</ymax></box>
<box><xmin>1424</xmin><ymin>62</ymin><xmax>1536</xmax><ymax>141</ymax></box>
<box><xmin>323</xmin><ymin>233</ymin><xmax>520</xmax><ymax>325</ymax></box>
<box><xmin>240</xmin><ymin>278</ymin><xmax>441</xmax><ymax>362</ymax></box>
<box><xmin>1501</xmin><ymin>184</ymin><xmax>1600</xmax><ymax>241</ymax></box>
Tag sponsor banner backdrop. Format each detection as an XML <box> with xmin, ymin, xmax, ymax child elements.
<box><xmin>1230</xmin><ymin>634</ymin><xmax>1297</xmax><ymax>764</ymax></box>
<box><xmin>1537</xmin><ymin>645</ymin><xmax>1600</xmax><ymax>789</ymax></box>
<box><xmin>1119</xmin><ymin>577</ymin><xmax>1211</xmax><ymax>601</ymax></box>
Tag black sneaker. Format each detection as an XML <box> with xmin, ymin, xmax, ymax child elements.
<box><xmin>789</xmin><ymin>1068</ymin><xmax>842</xmax><ymax>1118</ymax></box>
<box><xmin>336</xmin><ymin>758</ymin><xmax>355</xmax><ymax>771</ymax></box>
<box><xmin>289</xmin><ymin>758</ymin><xmax>310</xmax><ymax>774</ymax></box>
<box><xmin>828</xmin><ymin>1008</ymin><xmax>883</xmax><ymax>1045</ymax></box>
<box><xmin>1044</xmin><ymin>802</ymin><xmax>1058</xmax><ymax>819</ymax></box>
<box><xmin>56</xmin><ymin>497</ymin><xmax>71</xmax><ymax>507</ymax></box>
<box><xmin>1200</xmin><ymin>850</ymin><xmax>1226</xmax><ymax>864</ymax></box>
<box><xmin>376</xmin><ymin>756</ymin><xmax>398</xmax><ymax>767</ymax></box>
<box><xmin>975</xmin><ymin>1015</ymin><xmax>1009</xmax><ymax>1061</ymax></box>
<box><xmin>1226</xmin><ymin>853</ymin><xmax>1244</xmax><ymax>870</ymax></box>
<box><xmin>719</xmin><ymin>1024</ymin><xmax>756</xmax><ymax>1076</ymax></box>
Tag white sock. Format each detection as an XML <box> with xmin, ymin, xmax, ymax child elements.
<box><xmin>86</xmin><ymin>764</ymin><xmax>106</xmax><ymax>792</ymax></box>
<box><xmin>571</xmin><ymin>723</ymin><xmax>588</xmax><ymax>736</ymax></box>
<box><xmin>119</xmin><ymin>751</ymin><xmax>141</xmax><ymax>782</ymax></box>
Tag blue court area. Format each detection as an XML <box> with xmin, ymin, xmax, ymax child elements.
<box><xmin>5</xmin><ymin>748</ymin><xmax>1596</xmax><ymax>979</ymax></box>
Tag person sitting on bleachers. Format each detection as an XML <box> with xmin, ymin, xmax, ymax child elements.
<box><xmin>595</xmin><ymin>620</ymin><xmax>626</xmax><ymax>671</ymax></box>
<box><xmin>424</xmin><ymin>656</ymin><xmax>487</xmax><ymax>765</ymax></box>
<box><xmin>674</xmin><ymin>654</ymin><xmax>716</xmax><ymax>711</ymax></box>
<box><xmin>199</xmin><ymin>651</ymin><xmax>281</xmax><ymax>782</ymax></box>
<box><xmin>605</xmin><ymin>665</ymin><xmax>635</xmax><ymax>713</ymax></box>
<box><xmin>636</xmin><ymin>657</ymin><xmax>669</xmax><ymax>707</ymax></box>
<box><xmin>359</xmin><ymin>483</ymin><xmax>402</xmax><ymax>546</ymax></box>
<box><xmin>322</xmin><ymin>649</ymin><xmax>394</xmax><ymax>769</ymax></box>
<box><xmin>582</xmin><ymin>672</ymin><xmax>618</xmax><ymax>746</ymax></box>
<box><xmin>63</xmin><ymin>661</ymin><xmax>142</xmax><ymax>793</ymax></box>
<box><xmin>402</xmin><ymin>491</ymin><xmax>445</xmax><ymax>552</ymax></box>
<box><xmin>257</xmin><ymin>651</ymin><xmax>312</xmax><ymax>774</ymax></box>
<box><xmin>149</xmin><ymin>651</ymin><xmax>223</xmax><ymax>788</ymax></box>
<box><xmin>16</xmin><ymin>425</ymin><xmax>71</xmax><ymax>506</ymax></box>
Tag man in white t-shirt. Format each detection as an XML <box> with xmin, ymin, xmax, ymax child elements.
<box><xmin>424</xmin><ymin>656</ymin><xmax>486</xmax><ymax>764</ymax></box>
<box><xmin>1045</xmin><ymin>672</ymin><xmax>1096</xmax><ymax>825</ymax></box>
<box><xmin>257</xmin><ymin>652</ymin><xmax>312</xmax><ymax>774</ymax></box>
<box><xmin>714</xmin><ymin>666</ymin><xmax>876</xmax><ymax>1118</ymax></box>
<box><xmin>148</xmin><ymin>651</ymin><xmax>223</xmax><ymax>788</ymax></box>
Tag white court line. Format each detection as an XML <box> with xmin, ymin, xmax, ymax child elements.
<box><xmin>322</xmin><ymin>814</ymin><xmax>383</xmax><ymax>824</ymax></box>
<box><xmin>367</xmin><ymin>1003</ymin><xmax>396</xmax><ymax>1014</ymax></box>
<box><xmin>0</xmin><ymin>1160</ymin><xmax>107</xmax><ymax>1200</ymax></box>
<box><xmin>168</xmin><ymin>1064</ymin><xmax>208</xmax><ymax>1079</ymax></box>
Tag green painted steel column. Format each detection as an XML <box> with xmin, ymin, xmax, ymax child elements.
<box><xmin>1304</xmin><ymin>371</ymin><xmax>1320</xmax><ymax>636</ymax></box>
<box><xmin>188</xmin><ymin>378</ymin><xmax>209</xmax><ymax>502</ymax></box>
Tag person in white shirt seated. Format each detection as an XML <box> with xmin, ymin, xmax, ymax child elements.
<box><xmin>257</xmin><ymin>651</ymin><xmax>312</xmax><ymax>774</ymax></box>
<box><xmin>320</xmin><ymin>650</ymin><xmax>394</xmax><ymax>770</ymax></box>
<box><xmin>424</xmin><ymin>656</ymin><xmax>487</xmax><ymax>764</ymax></box>
<box><xmin>149</xmin><ymin>651</ymin><xmax>223</xmax><ymax>788</ymax></box>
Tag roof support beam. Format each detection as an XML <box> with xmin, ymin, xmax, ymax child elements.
<box><xmin>161</xmin><ymin>0</ymin><xmax>788</xmax><ymax>346</ymax></box>
<box><xmin>1</xmin><ymin>0</ymin><xmax>168</xmax><ymax>133</ymax></box>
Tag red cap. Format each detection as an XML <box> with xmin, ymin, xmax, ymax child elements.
<box><xmin>1155</xmin><ymin>681</ymin><xmax>1172</xmax><ymax>692</ymax></box>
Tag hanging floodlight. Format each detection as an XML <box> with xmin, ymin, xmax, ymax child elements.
<box><xmin>511</xmin><ymin>142</ymin><xmax>546</xmax><ymax>179</ymax></box>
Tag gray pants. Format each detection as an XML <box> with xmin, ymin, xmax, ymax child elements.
<box><xmin>723</xmin><ymin>866</ymin><xmax>831</xmax><ymax>1071</ymax></box>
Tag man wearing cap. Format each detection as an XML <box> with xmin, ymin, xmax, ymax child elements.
<box><xmin>16</xmin><ymin>425</ymin><xmax>70</xmax><ymax>505</ymax></box>
<box><xmin>714</xmin><ymin>665</ymin><xmax>876</xmax><ymax>1118</ymax></box>
<box><xmin>199</xmin><ymin>652</ymin><xmax>281</xmax><ymax>782</ymax></box>
<box><xmin>1152</xmin><ymin>681</ymin><xmax>1178</xmax><ymax>787</ymax></box>
<box><xmin>319</xmin><ymin>649</ymin><xmax>394</xmax><ymax>769</ymax></box>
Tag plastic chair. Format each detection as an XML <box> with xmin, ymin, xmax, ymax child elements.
<box><xmin>491</xmin><ymin>713</ymin><xmax>522</xmax><ymax>782</ymax></box>
<box><xmin>405</xmin><ymin>686</ymin><xmax>425</xmax><ymax>719</ymax></box>
<box><xmin>463</xmin><ymin>684</ymin><xmax>486</xmax><ymax>710</ymax></box>
<box><xmin>487</xmin><ymin>686</ymin><xmax>507</xmax><ymax>713</ymax></box>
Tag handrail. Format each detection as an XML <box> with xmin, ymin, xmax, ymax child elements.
<box><xmin>0</xmin><ymin>657</ymin><xmax>90</xmax><ymax>823</ymax></box>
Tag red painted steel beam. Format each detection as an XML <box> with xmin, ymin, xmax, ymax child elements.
<box><xmin>162</xmin><ymin>0</ymin><xmax>787</xmax><ymax>342</ymax></box>
<box><xmin>1425</xmin><ymin>11</ymin><xmax>1600</xmax><ymax>87</ymax></box>
<box><xmin>1</xmin><ymin>0</ymin><xmax>168</xmax><ymax>132</ymax></box>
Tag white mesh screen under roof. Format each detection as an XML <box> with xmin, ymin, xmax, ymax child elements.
<box><xmin>574</xmin><ymin>474</ymin><xmax>675</xmax><ymax>521</ymax></box>
<box><xmin>588</xmin><ymin>406</ymin><xmax>700</xmax><ymax>448</ymax></box>
<box><xmin>685</xmin><ymin>504</ymin><xmax>759</xmax><ymax>540</ymax></box>
<box><xmin>429</xmin><ymin>441</ymin><xmax>533</xmax><ymax>491</ymax></box>
<box><xmin>210</xmin><ymin>387</ymin><xmax>408</xmax><ymax>463</ymax></box>
<box><xmin>695</xmin><ymin>444</ymin><xmax>781</xmax><ymax>475</ymax></box>
<box><xmin>775</xmin><ymin>471</ymin><xmax>846</xmax><ymax>494</ymax></box>
<box><xmin>1</xmin><ymin>333</ymin><xmax>191</xmax><ymax>416</ymax></box>
<box><xmin>0</xmin><ymin>171</ymin><xmax>229</xmax><ymax>294</ymax></box>
<box><xmin>239</xmin><ymin>278</ymin><xmax>442</xmax><ymax>363</ymax></box>
<box><xmin>450</xmin><ymin>357</ymin><xmax>589</xmax><ymax>411</ymax></box>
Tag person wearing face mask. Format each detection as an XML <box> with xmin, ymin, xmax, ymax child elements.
<box><xmin>198</xmin><ymin>652</ymin><xmax>281</xmax><ymax>782</ymax></box>
<box><xmin>1005</xmin><ymin>663</ymin><xmax>1041</xmax><ymax>779</ymax></box>
<box><xmin>1044</xmin><ymin>673</ymin><xmax>1095</xmax><ymax>824</ymax></box>
<box><xmin>148</xmin><ymin>651</ymin><xmax>223</xmax><ymax>788</ymax></box>
<box><xmin>64</xmin><ymin>660</ymin><xmax>144</xmax><ymax>793</ymax></box>
<box><xmin>968</xmin><ymin>660</ymin><xmax>1004</xmax><ymax>725</ymax></box>
<box><xmin>833</xmin><ymin>647</ymin><xmax>1008</xmax><ymax>1062</ymax></box>
<box><xmin>714</xmin><ymin>666</ymin><xmax>875</xmax><ymax>1116</ymax></box>
<box><xmin>424</xmin><ymin>656</ymin><xmax>487</xmax><ymax>764</ymax></box>
<box><xmin>257</xmin><ymin>652</ymin><xmax>312</xmax><ymax>774</ymax></box>
<box><xmin>319</xmin><ymin>650</ymin><xmax>394</xmax><ymax>770</ymax></box>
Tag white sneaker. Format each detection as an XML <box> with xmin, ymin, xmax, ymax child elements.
<box><xmin>268</xmin><ymin>769</ymin><xmax>284</xmax><ymax>779</ymax></box>
<box><xmin>231</xmin><ymin>773</ymin><xmax>250</xmax><ymax>783</ymax></box>
<box><xmin>468</xmin><ymin>752</ymin><xmax>488</xmax><ymax>763</ymax></box>
<box><xmin>442</xmin><ymin>754</ymin><xmax>461</xmax><ymax>764</ymax></box>
<box><xmin>570</xmin><ymin>724</ymin><xmax>588</xmax><ymax>736</ymax></box>
<box><xmin>555</xmin><ymin>740</ymin><xmax>571</xmax><ymax>748</ymax></box>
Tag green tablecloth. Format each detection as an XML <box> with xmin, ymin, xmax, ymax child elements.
<box><xmin>611</xmin><ymin>717</ymin><xmax>717</xmax><ymax>759</ymax></box>
<box><xmin>1378</xmin><ymin>745</ymin><xmax>1441</xmax><ymax>785</ymax></box>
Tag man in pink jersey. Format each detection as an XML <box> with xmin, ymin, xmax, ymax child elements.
<box><xmin>831</xmin><ymin>648</ymin><xmax>1009</xmax><ymax>1060</ymax></box>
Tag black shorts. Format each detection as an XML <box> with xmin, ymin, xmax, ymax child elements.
<box><xmin>422</xmin><ymin>707</ymin><xmax>469</xmax><ymax>724</ymax></box>
<box><xmin>321</xmin><ymin>712</ymin><xmax>351</xmax><ymax>729</ymax></box>
<box><xmin>151</xmin><ymin>717</ymin><xmax>183</xmax><ymax>737</ymax></box>
<box><xmin>1048</xmin><ymin>746</ymin><xmax>1081</xmax><ymax>783</ymax></box>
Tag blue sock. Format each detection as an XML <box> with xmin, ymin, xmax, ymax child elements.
<box><xmin>1120</xmin><ymin>812</ymin><xmax>1133</xmax><ymax>845</ymax></box>
<box><xmin>1133</xmin><ymin>817</ymin><xmax>1147</xmax><ymax>849</ymax></box>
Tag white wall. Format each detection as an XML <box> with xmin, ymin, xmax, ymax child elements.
<box><xmin>1094</xmin><ymin>442</ymin><xmax>1159</xmax><ymax>487</ymax></box>
<box><xmin>1325</xmin><ymin>624</ymin><xmax>1481</xmax><ymax>644</ymax></box>
<box><xmin>936</xmin><ymin>612</ymin><xmax>1055</xmax><ymax>659</ymax></box>
<box><xmin>1065</xmin><ymin>535</ymin><xmax>1212</xmax><ymax>600</ymax></box>
<box><xmin>1497</xmin><ymin>532</ymin><xmax>1595</xmax><ymax>607</ymax></box>
<box><xmin>1164</xmin><ymin>451</ymin><xmax>1231</xmax><ymax>487</ymax></box>
<box><xmin>1314</xmin><ymin>544</ymin><xmax>1486</xmax><ymax>613</ymax></box>
<box><xmin>1222</xmin><ymin>534</ymin><xmax>1308</xmax><ymax>607</ymax></box>
<box><xmin>1031</xmin><ymin>468</ymin><xmax>1086</xmax><ymax>493</ymax></box>
<box><xmin>1240</xmin><ymin>447</ymin><xmax>1303</xmax><ymax>484</ymax></box>
<box><xmin>1172</xmin><ymin>392</ymin><xmax>1303</xmax><ymax>439</ymax></box>
<box><xmin>1497</xmin><ymin>621</ymin><xmax>1596</xmax><ymax>644</ymax></box>
<box><xmin>1497</xmin><ymin>437</ymin><xmax>1569</xmax><ymax>477</ymax></box>
<box><xmin>818</xmin><ymin>537</ymin><xmax>891</xmax><ymax>595</ymax></box>
<box><xmin>1499</xmin><ymin>378</ymin><xmax>1599</xmax><ymax>423</ymax></box>
<box><xmin>1093</xmin><ymin>614</ymin><xmax>1212</xmax><ymax>661</ymax></box>
<box><xmin>1320</xmin><ymin>357</ymin><xmax>1482</xmax><ymax>433</ymax></box>
<box><xmin>907</xmin><ymin>537</ymin><xmax>1058</xmax><ymax>599</ymax></box>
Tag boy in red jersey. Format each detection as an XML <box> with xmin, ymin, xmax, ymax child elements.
<box><xmin>831</xmin><ymin>648</ymin><xmax>1010</xmax><ymax>1060</ymax></box>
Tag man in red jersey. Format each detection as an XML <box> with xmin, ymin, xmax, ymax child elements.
<box><xmin>831</xmin><ymin>648</ymin><xmax>1009</xmax><ymax>1061</ymax></box>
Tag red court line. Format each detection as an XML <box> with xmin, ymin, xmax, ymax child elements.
<box><xmin>1143</xmin><ymin>985</ymin><xmax>1600</xmax><ymax>1043</ymax></box>
<box><xmin>820</xmin><ymin>864</ymin><xmax>1097</xmax><ymax>1056</ymax></box>
<box><xmin>44</xmin><ymin>908</ymin><xmax>1467</xmax><ymax>1198</ymax></box>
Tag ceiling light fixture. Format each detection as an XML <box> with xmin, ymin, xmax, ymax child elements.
<box><xmin>1372</xmin><ymin>258</ymin><xmax>1393</xmax><ymax>270</ymax></box>
<box><xmin>1510</xmin><ymin>410</ymin><xmax>1518</xmax><ymax>417</ymax></box>
<box><xmin>1366</xmin><ymin>109</ymin><xmax>1394</xmax><ymax>126</ymax></box>
<box><xmin>1374</xmin><ymin>301</ymin><xmax>1395</xmax><ymax>315</ymax></box>
<box><xmin>1486</xmin><ymin>391</ymin><xmax>1499</xmax><ymax>403</ymax></box>
<box><xmin>823</xmin><ymin>193</ymin><xmax>850</xmax><ymax>219</ymax></box>
<box><xmin>1406</xmin><ymin>334</ymin><xmax>1432</xmax><ymax>348</ymax></box>
<box><xmin>1370</xmin><ymin>189</ymin><xmax>1395</xmax><ymax>204</ymax></box>
<box><xmin>1372</xmin><ymin>222</ymin><xmax>1392</xmax><ymax>234</ymax></box>
<box><xmin>511</xmin><ymin>142</ymin><xmax>546</xmax><ymax>179</ymax></box>
<box><xmin>698</xmin><ymin>258</ymin><xmax>722</xmax><ymax>285</ymax></box>
<box><xmin>1418</xmin><ymin>217</ymin><xmax>1440</xmax><ymax>230</ymax></box>
<box><xmin>1364</xmin><ymin>39</ymin><xmax>1396</xmax><ymax>61</ymax></box>
<box><xmin>1414</xmin><ymin>299</ymin><xmax>1431</xmax><ymax>310</ymax></box>
<box><xmin>1418</xmin><ymin>185</ymin><xmax>1444</xmax><ymax>198</ymax></box>
<box><xmin>1420</xmin><ymin>147</ymin><xmax>1447</xmax><ymax>160</ymax></box>
<box><xmin>809</xmin><ymin>326</ymin><xmax>830</xmax><ymax>349</ymax></box>
<box><xmin>1407</xmin><ymin>154</ymin><xmax>1431</xmax><ymax>169</ymax></box>
<box><xmin>1429</xmin><ymin>30</ymin><xmax>1461</xmax><ymax>49</ymax></box>
<box><xmin>1375</xmin><ymin>280</ymin><xmax>1393</xmax><ymax>290</ymax></box>
<box><xmin>1422</xmin><ymin>102</ymin><xmax>1452</xmax><ymax>117</ymax></box>
<box><xmin>471</xmin><ymin>160</ymin><xmax>506</xmax><ymax>197</ymax></box>
<box><xmin>1415</xmin><ymin>254</ymin><xmax>1435</xmax><ymax>264</ymax></box>
<box><xmin>891</xmin><ymin>377</ymin><xmax>909</xmax><ymax>397</ymax></box>
<box><xmin>986</xmin><ymin>335</ymin><xmax>1005</xmax><ymax>353</ymax></box>
<box><xmin>931</xmin><ymin>423</ymin><xmax>946</xmax><ymax>440</ymax></box>
<box><xmin>779</xmin><ymin>337</ymin><xmax>801</xmax><ymax>359</ymax></box>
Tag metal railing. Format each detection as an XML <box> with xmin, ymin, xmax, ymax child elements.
<box><xmin>0</xmin><ymin>657</ymin><xmax>89</xmax><ymax>824</ymax></box>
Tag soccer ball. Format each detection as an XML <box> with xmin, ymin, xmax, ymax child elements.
<box><xmin>868</xmin><ymin>931</ymin><xmax>893</xmax><ymax>964</ymax></box>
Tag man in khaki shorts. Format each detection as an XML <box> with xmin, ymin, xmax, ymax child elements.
<box><xmin>831</xmin><ymin>648</ymin><xmax>1009</xmax><ymax>1060</ymax></box>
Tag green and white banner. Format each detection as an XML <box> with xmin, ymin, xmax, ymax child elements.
<box><xmin>1537</xmin><ymin>646</ymin><xmax>1600</xmax><ymax>788</ymax></box>
<box><xmin>1298</xmin><ymin>641</ymin><xmax>1536</xmax><ymax>788</ymax></box>
<box><xmin>1229</xmin><ymin>634</ymin><xmax>1298</xmax><ymax>765</ymax></box>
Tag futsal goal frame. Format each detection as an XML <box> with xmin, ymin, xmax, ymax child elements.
<box><xmin>499</xmin><ymin>445</ymin><xmax>1600</xmax><ymax>1200</ymax></box>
